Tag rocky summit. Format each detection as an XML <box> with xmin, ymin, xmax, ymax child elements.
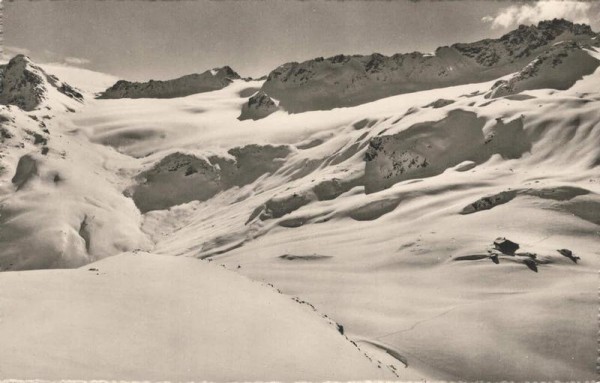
<box><xmin>0</xmin><ymin>55</ymin><xmax>83</xmax><ymax>111</ymax></box>
<box><xmin>98</xmin><ymin>66</ymin><xmax>241</xmax><ymax>99</ymax></box>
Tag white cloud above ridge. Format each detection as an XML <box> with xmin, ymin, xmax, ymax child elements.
<box><xmin>482</xmin><ymin>1</ymin><xmax>593</xmax><ymax>30</ymax></box>
<box><xmin>0</xmin><ymin>46</ymin><xmax>31</xmax><ymax>63</ymax></box>
<box><xmin>1</xmin><ymin>47</ymin><xmax>91</xmax><ymax>68</ymax></box>
<box><xmin>64</xmin><ymin>56</ymin><xmax>91</xmax><ymax>66</ymax></box>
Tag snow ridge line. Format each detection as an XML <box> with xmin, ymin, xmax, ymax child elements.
<box><xmin>210</xmin><ymin>259</ymin><xmax>401</xmax><ymax>378</ymax></box>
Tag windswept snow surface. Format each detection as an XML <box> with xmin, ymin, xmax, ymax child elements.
<box><xmin>0</xmin><ymin>252</ymin><xmax>397</xmax><ymax>381</ymax></box>
<box><xmin>1</xmin><ymin>46</ymin><xmax>599</xmax><ymax>381</ymax></box>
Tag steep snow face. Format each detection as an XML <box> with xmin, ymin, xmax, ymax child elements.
<box><xmin>98</xmin><ymin>66</ymin><xmax>241</xmax><ymax>99</ymax></box>
<box><xmin>0</xmin><ymin>107</ymin><xmax>152</xmax><ymax>270</ymax></box>
<box><xmin>0</xmin><ymin>63</ymin><xmax>152</xmax><ymax>270</ymax></box>
<box><xmin>261</xmin><ymin>19</ymin><xmax>598</xmax><ymax>112</ymax></box>
<box><xmin>0</xmin><ymin>55</ymin><xmax>83</xmax><ymax>111</ymax></box>
<box><xmin>238</xmin><ymin>90</ymin><xmax>280</xmax><ymax>120</ymax></box>
<box><xmin>40</xmin><ymin>63</ymin><xmax>120</xmax><ymax>95</ymax></box>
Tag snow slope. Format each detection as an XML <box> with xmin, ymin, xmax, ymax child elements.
<box><xmin>0</xmin><ymin>59</ymin><xmax>152</xmax><ymax>270</ymax></box>
<box><xmin>40</xmin><ymin>63</ymin><xmax>120</xmax><ymax>94</ymax></box>
<box><xmin>70</xmin><ymin>53</ymin><xmax>599</xmax><ymax>380</ymax></box>
<box><xmin>0</xmin><ymin>23</ymin><xmax>599</xmax><ymax>381</ymax></box>
<box><xmin>0</xmin><ymin>252</ymin><xmax>398</xmax><ymax>381</ymax></box>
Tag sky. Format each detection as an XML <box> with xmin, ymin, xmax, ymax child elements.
<box><xmin>4</xmin><ymin>1</ymin><xmax>600</xmax><ymax>81</ymax></box>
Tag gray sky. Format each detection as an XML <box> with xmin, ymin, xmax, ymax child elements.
<box><xmin>5</xmin><ymin>1</ymin><xmax>600</xmax><ymax>81</ymax></box>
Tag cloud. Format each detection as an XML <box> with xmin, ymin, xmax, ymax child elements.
<box><xmin>482</xmin><ymin>1</ymin><xmax>592</xmax><ymax>30</ymax></box>
<box><xmin>0</xmin><ymin>47</ymin><xmax>91</xmax><ymax>67</ymax></box>
<box><xmin>3</xmin><ymin>45</ymin><xmax>30</xmax><ymax>59</ymax></box>
<box><xmin>64</xmin><ymin>56</ymin><xmax>91</xmax><ymax>66</ymax></box>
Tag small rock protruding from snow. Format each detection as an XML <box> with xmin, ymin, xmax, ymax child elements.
<box><xmin>238</xmin><ymin>90</ymin><xmax>280</xmax><ymax>121</ymax></box>
<box><xmin>493</xmin><ymin>237</ymin><xmax>520</xmax><ymax>255</ymax></box>
<box><xmin>425</xmin><ymin>98</ymin><xmax>455</xmax><ymax>108</ymax></box>
<box><xmin>557</xmin><ymin>248</ymin><xmax>580</xmax><ymax>263</ymax></box>
<box><xmin>11</xmin><ymin>154</ymin><xmax>39</xmax><ymax>191</ymax></box>
<box><xmin>460</xmin><ymin>190</ymin><xmax>517</xmax><ymax>214</ymax></box>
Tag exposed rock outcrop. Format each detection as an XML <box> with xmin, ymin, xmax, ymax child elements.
<box><xmin>130</xmin><ymin>144</ymin><xmax>290</xmax><ymax>212</ymax></box>
<box><xmin>557</xmin><ymin>248</ymin><xmax>580</xmax><ymax>263</ymax></box>
<box><xmin>238</xmin><ymin>91</ymin><xmax>279</xmax><ymax>120</ymax></box>
<box><xmin>461</xmin><ymin>186</ymin><xmax>591</xmax><ymax>214</ymax></box>
<box><xmin>0</xmin><ymin>55</ymin><xmax>83</xmax><ymax>111</ymax></box>
<box><xmin>362</xmin><ymin>110</ymin><xmax>530</xmax><ymax>193</ymax></box>
<box><xmin>425</xmin><ymin>99</ymin><xmax>455</xmax><ymax>108</ymax></box>
<box><xmin>493</xmin><ymin>237</ymin><xmax>520</xmax><ymax>255</ymax></box>
<box><xmin>98</xmin><ymin>66</ymin><xmax>240</xmax><ymax>99</ymax></box>
<box><xmin>487</xmin><ymin>41</ymin><xmax>600</xmax><ymax>98</ymax></box>
<box><xmin>11</xmin><ymin>154</ymin><xmax>39</xmax><ymax>191</ymax></box>
<box><xmin>461</xmin><ymin>191</ymin><xmax>518</xmax><ymax>214</ymax></box>
<box><xmin>247</xmin><ymin>193</ymin><xmax>312</xmax><ymax>223</ymax></box>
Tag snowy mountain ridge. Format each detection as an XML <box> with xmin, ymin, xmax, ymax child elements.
<box><xmin>0</xmin><ymin>55</ymin><xmax>83</xmax><ymax>111</ymax></box>
<box><xmin>98</xmin><ymin>65</ymin><xmax>241</xmax><ymax>99</ymax></box>
<box><xmin>260</xmin><ymin>18</ymin><xmax>599</xmax><ymax>112</ymax></box>
<box><xmin>0</xmin><ymin>18</ymin><xmax>598</xmax><ymax>381</ymax></box>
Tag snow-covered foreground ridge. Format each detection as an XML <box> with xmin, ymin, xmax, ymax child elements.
<box><xmin>0</xmin><ymin>252</ymin><xmax>397</xmax><ymax>381</ymax></box>
<box><xmin>0</xmin><ymin>19</ymin><xmax>598</xmax><ymax>381</ymax></box>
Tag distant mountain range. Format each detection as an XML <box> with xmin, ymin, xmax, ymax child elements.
<box><xmin>260</xmin><ymin>19</ymin><xmax>599</xmax><ymax>112</ymax></box>
<box><xmin>1</xmin><ymin>19</ymin><xmax>599</xmax><ymax>115</ymax></box>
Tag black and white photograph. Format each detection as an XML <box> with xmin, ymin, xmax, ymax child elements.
<box><xmin>0</xmin><ymin>0</ymin><xmax>598</xmax><ymax>381</ymax></box>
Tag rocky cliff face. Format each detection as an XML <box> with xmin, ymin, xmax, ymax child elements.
<box><xmin>362</xmin><ymin>111</ymin><xmax>531</xmax><ymax>193</ymax></box>
<box><xmin>98</xmin><ymin>66</ymin><xmax>240</xmax><ymax>99</ymax></box>
<box><xmin>238</xmin><ymin>91</ymin><xmax>279</xmax><ymax>120</ymax></box>
<box><xmin>487</xmin><ymin>41</ymin><xmax>600</xmax><ymax>98</ymax></box>
<box><xmin>260</xmin><ymin>19</ymin><xmax>597</xmax><ymax>112</ymax></box>
<box><xmin>129</xmin><ymin>144</ymin><xmax>291</xmax><ymax>212</ymax></box>
<box><xmin>0</xmin><ymin>55</ymin><xmax>83</xmax><ymax>111</ymax></box>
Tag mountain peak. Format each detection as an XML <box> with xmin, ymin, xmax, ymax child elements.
<box><xmin>0</xmin><ymin>55</ymin><xmax>49</xmax><ymax>111</ymax></box>
<box><xmin>536</xmin><ymin>18</ymin><xmax>592</xmax><ymax>33</ymax></box>
<box><xmin>7</xmin><ymin>54</ymin><xmax>33</xmax><ymax>66</ymax></box>
<box><xmin>499</xmin><ymin>18</ymin><xmax>594</xmax><ymax>46</ymax></box>
<box><xmin>213</xmin><ymin>65</ymin><xmax>240</xmax><ymax>79</ymax></box>
<box><xmin>0</xmin><ymin>55</ymin><xmax>83</xmax><ymax>111</ymax></box>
